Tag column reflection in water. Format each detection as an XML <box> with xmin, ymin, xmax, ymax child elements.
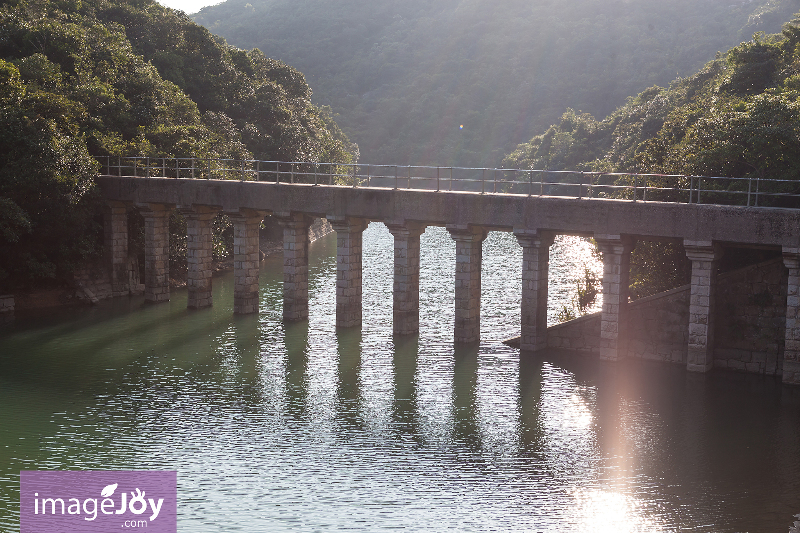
<box><xmin>336</xmin><ymin>327</ymin><xmax>363</xmax><ymax>430</ymax></box>
<box><xmin>282</xmin><ymin>319</ymin><xmax>310</xmax><ymax>420</ymax></box>
<box><xmin>452</xmin><ymin>344</ymin><xmax>480</xmax><ymax>448</ymax></box>
<box><xmin>392</xmin><ymin>335</ymin><xmax>419</xmax><ymax>437</ymax></box>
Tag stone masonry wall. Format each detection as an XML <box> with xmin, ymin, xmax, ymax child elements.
<box><xmin>545</xmin><ymin>257</ymin><xmax>787</xmax><ymax>376</ymax></box>
<box><xmin>714</xmin><ymin>257</ymin><xmax>786</xmax><ymax>375</ymax></box>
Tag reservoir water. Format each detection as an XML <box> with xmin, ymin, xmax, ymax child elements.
<box><xmin>1</xmin><ymin>224</ymin><xmax>799</xmax><ymax>531</ymax></box>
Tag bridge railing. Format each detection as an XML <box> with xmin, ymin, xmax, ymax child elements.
<box><xmin>98</xmin><ymin>156</ymin><xmax>800</xmax><ymax>208</ymax></box>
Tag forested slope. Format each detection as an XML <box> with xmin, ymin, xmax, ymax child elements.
<box><xmin>0</xmin><ymin>0</ymin><xmax>353</xmax><ymax>290</ymax></box>
<box><xmin>195</xmin><ymin>0</ymin><xmax>800</xmax><ymax>166</ymax></box>
<box><xmin>505</xmin><ymin>18</ymin><xmax>800</xmax><ymax>298</ymax></box>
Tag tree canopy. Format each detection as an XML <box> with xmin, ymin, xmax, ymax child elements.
<box><xmin>0</xmin><ymin>0</ymin><xmax>355</xmax><ymax>290</ymax></box>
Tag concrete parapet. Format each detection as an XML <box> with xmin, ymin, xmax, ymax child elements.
<box><xmin>387</xmin><ymin>221</ymin><xmax>426</xmax><ymax>335</ymax></box>
<box><xmin>514</xmin><ymin>229</ymin><xmax>555</xmax><ymax>352</ymax></box>
<box><xmin>137</xmin><ymin>203</ymin><xmax>172</xmax><ymax>303</ymax></box>
<box><xmin>277</xmin><ymin>212</ymin><xmax>314</xmax><ymax>321</ymax></box>
<box><xmin>447</xmin><ymin>225</ymin><xmax>487</xmax><ymax>344</ymax></box>
<box><xmin>229</xmin><ymin>208</ymin><xmax>266</xmax><ymax>314</ymax></box>
<box><xmin>329</xmin><ymin>216</ymin><xmax>368</xmax><ymax>327</ymax></box>
<box><xmin>180</xmin><ymin>205</ymin><xmax>221</xmax><ymax>308</ymax></box>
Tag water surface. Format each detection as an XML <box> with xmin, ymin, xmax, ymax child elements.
<box><xmin>1</xmin><ymin>225</ymin><xmax>799</xmax><ymax>532</ymax></box>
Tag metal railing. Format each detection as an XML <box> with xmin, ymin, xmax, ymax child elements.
<box><xmin>98</xmin><ymin>156</ymin><xmax>800</xmax><ymax>208</ymax></box>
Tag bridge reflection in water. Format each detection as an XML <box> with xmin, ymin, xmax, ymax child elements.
<box><xmin>97</xmin><ymin>160</ymin><xmax>800</xmax><ymax>385</ymax></box>
<box><xmin>2</xmin><ymin>225</ymin><xmax>799</xmax><ymax>531</ymax></box>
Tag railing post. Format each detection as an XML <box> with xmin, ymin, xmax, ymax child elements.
<box><xmin>481</xmin><ymin>168</ymin><xmax>485</xmax><ymax>194</ymax></box>
<box><xmin>747</xmin><ymin>176</ymin><xmax>752</xmax><ymax>206</ymax></box>
<box><xmin>450</xmin><ymin>167</ymin><xmax>453</xmax><ymax>191</ymax></box>
<box><xmin>407</xmin><ymin>166</ymin><xmax>411</xmax><ymax>190</ymax></box>
<box><xmin>579</xmin><ymin>171</ymin><xmax>584</xmax><ymax>199</ymax></box>
<box><xmin>643</xmin><ymin>175</ymin><xmax>647</xmax><ymax>201</ymax></box>
<box><xmin>697</xmin><ymin>177</ymin><xmax>702</xmax><ymax>204</ymax></box>
<box><xmin>394</xmin><ymin>165</ymin><xmax>398</xmax><ymax>190</ymax></box>
<box><xmin>688</xmin><ymin>176</ymin><xmax>694</xmax><ymax>203</ymax></box>
<box><xmin>313</xmin><ymin>162</ymin><xmax>317</xmax><ymax>185</ymax></box>
<box><xmin>436</xmin><ymin>166</ymin><xmax>440</xmax><ymax>192</ymax></box>
<box><xmin>755</xmin><ymin>176</ymin><xmax>760</xmax><ymax>207</ymax></box>
<box><xmin>493</xmin><ymin>168</ymin><xmax>497</xmax><ymax>193</ymax></box>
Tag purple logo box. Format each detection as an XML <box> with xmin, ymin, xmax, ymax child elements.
<box><xmin>20</xmin><ymin>470</ymin><xmax>177</xmax><ymax>532</ymax></box>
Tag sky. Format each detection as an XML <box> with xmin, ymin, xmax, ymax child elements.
<box><xmin>157</xmin><ymin>0</ymin><xmax>222</xmax><ymax>15</ymax></box>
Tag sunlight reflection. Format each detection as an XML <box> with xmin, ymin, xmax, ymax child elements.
<box><xmin>571</xmin><ymin>487</ymin><xmax>668</xmax><ymax>533</ymax></box>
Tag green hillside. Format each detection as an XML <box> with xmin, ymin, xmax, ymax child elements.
<box><xmin>505</xmin><ymin>19</ymin><xmax>800</xmax><ymax>298</ymax></box>
<box><xmin>0</xmin><ymin>0</ymin><xmax>353</xmax><ymax>289</ymax></box>
<box><xmin>195</xmin><ymin>0</ymin><xmax>800</xmax><ymax>167</ymax></box>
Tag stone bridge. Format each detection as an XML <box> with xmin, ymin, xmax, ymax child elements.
<box><xmin>96</xmin><ymin>175</ymin><xmax>800</xmax><ymax>385</ymax></box>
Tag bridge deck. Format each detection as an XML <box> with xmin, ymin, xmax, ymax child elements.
<box><xmin>97</xmin><ymin>176</ymin><xmax>800</xmax><ymax>249</ymax></box>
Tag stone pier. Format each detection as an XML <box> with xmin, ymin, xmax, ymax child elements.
<box><xmin>783</xmin><ymin>248</ymin><xmax>800</xmax><ymax>384</ymax></box>
<box><xmin>104</xmin><ymin>201</ymin><xmax>130</xmax><ymax>296</ymax></box>
<box><xmin>596</xmin><ymin>235</ymin><xmax>634</xmax><ymax>361</ymax></box>
<box><xmin>277</xmin><ymin>213</ymin><xmax>313</xmax><ymax>321</ymax></box>
<box><xmin>181</xmin><ymin>206</ymin><xmax>220</xmax><ymax>309</ymax></box>
<box><xmin>448</xmin><ymin>225</ymin><xmax>487</xmax><ymax>344</ymax></box>
<box><xmin>387</xmin><ymin>222</ymin><xmax>426</xmax><ymax>335</ymax></box>
<box><xmin>329</xmin><ymin>216</ymin><xmax>368</xmax><ymax>327</ymax></box>
<box><xmin>138</xmin><ymin>203</ymin><xmax>172</xmax><ymax>303</ymax></box>
<box><xmin>514</xmin><ymin>230</ymin><xmax>555</xmax><ymax>352</ymax></box>
<box><xmin>684</xmin><ymin>241</ymin><xmax>720</xmax><ymax>372</ymax></box>
<box><xmin>229</xmin><ymin>209</ymin><xmax>266</xmax><ymax>314</ymax></box>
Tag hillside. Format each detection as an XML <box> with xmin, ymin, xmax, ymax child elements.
<box><xmin>0</xmin><ymin>0</ymin><xmax>353</xmax><ymax>290</ymax></box>
<box><xmin>195</xmin><ymin>0</ymin><xmax>800</xmax><ymax>167</ymax></box>
<box><xmin>504</xmin><ymin>19</ymin><xmax>800</xmax><ymax>298</ymax></box>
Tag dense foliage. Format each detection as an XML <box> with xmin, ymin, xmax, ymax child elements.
<box><xmin>505</xmin><ymin>19</ymin><xmax>800</xmax><ymax>298</ymax></box>
<box><xmin>196</xmin><ymin>0</ymin><xmax>799</xmax><ymax>167</ymax></box>
<box><xmin>0</xmin><ymin>0</ymin><xmax>355</xmax><ymax>290</ymax></box>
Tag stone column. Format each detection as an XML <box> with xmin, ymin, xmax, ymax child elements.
<box><xmin>514</xmin><ymin>229</ymin><xmax>556</xmax><ymax>352</ymax></box>
<box><xmin>276</xmin><ymin>212</ymin><xmax>313</xmax><ymax>321</ymax></box>
<box><xmin>138</xmin><ymin>203</ymin><xmax>172</xmax><ymax>303</ymax></box>
<box><xmin>386</xmin><ymin>221</ymin><xmax>426</xmax><ymax>335</ymax></box>
<box><xmin>180</xmin><ymin>205</ymin><xmax>220</xmax><ymax>309</ymax></box>
<box><xmin>596</xmin><ymin>235</ymin><xmax>635</xmax><ymax>361</ymax></box>
<box><xmin>104</xmin><ymin>201</ymin><xmax>130</xmax><ymax>296</ymax></box>
<box><xmin>684</xmin><ymin>241</ymin><xmax>721</xmax><ymax>372</ymax></box>
<box><xmin>328</xmin><ymin>216</ymin><xmax>368</xmax><ymax>327</ymax></box>
<box><xmin>447</xmin><ymin>225</ymin><xmax>488</xmax><ymax>344</ymax></box>
<box><xmin>228</xmin><ymin>209</ymin><xmax>267</xmax><ymax>315</ymax></box>
<box><xmin>782</xmin><ymin>248</ymin><xmax>800</xmax><ymax>384</ymax></box>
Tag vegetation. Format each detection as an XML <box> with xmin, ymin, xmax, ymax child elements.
<box><xmin>0</xmin><ymin>0</ymin><xmax>355</xmax><ymax>291</ymax></box>
<box><xmin>506</xmin><ymin>18</ymin><xmax>800</xmax><ymax>298</ymax></box>
<box><xmin>195</xmin><ymin>0</ymin><xmax>800</xmax><ymax>167</ymax></box>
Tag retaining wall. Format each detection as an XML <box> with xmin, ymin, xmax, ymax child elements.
<box><xmin>545</xmin><ymin>257</ymin><xmax>787</xmax><ymax>376</ymax></box>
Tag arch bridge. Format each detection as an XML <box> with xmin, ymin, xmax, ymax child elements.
<box><xmin>96</xmin><ymin>158</ymin><xmax>800</xmax><ymax>385</ymax></box>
